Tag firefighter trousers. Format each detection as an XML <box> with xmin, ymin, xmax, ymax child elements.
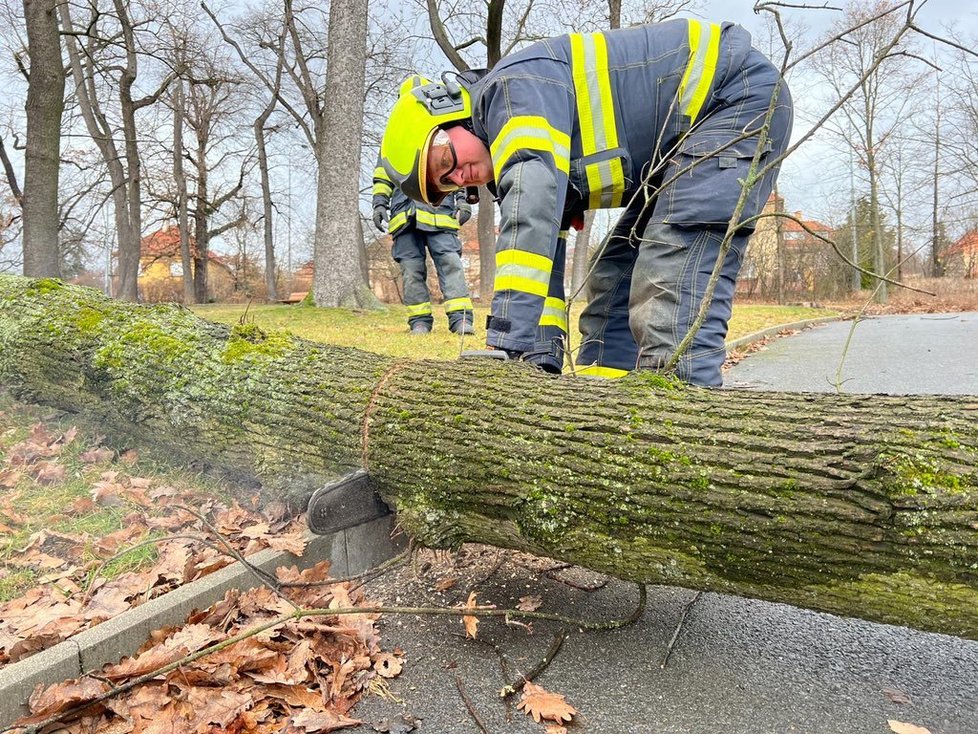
<box><xmin>392</xmin><ymin>228</ymin><xmax>473</xmax><ymax>328</ymax></box>
<box><xmin>577</xmin><ymin>47</ymin><xmax>793</xmax><ymax>386</ymax></box>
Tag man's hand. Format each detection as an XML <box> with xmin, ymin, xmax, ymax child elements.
<box><xmin>372</xmin><ymin>206</ymin><xmax>389</xmax><ymax>233</ymax></box>
<box><xmin>456</xmin><ymin>206</ymin><xmax>472</xmax><ymax>226</ymax></box>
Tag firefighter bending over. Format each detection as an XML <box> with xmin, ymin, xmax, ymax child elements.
<box><xmin>379</xmin><ymin>18</ymin><xmax>793</xmax><ymax>385</ymax></box>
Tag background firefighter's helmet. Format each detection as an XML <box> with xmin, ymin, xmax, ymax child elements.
<box><xmin>380</xmin><ymin>74</ymin><xmax>471</xmax><ymax>206</ymax></box>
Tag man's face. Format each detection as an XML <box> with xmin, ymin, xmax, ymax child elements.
<box><xmin>427</xmin><ymin>126</ymin><xmax>493</xmax><ymax>193</ymax></box>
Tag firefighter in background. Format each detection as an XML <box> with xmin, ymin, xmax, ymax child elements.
<box><xmin>372</xmin><ymin>156</ymin><xmax>474</xmax><ymax>335</ymax></box>
<box><xmin>379</xmin><ymin>18</ymin><xmax>793</xmax><ymax>385</ymax></box>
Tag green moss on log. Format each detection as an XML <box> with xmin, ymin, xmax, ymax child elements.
<box><xmin>1</xmin><ymin>274</ymin><xmax>977</xmax><ymax>640</ymax></box>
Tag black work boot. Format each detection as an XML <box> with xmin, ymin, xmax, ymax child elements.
<box><xmin>449</xmin><ymin>319</ymin><xmax>475</xmax><ymax>335</ymax></box>
<box><xmin>410</xmin><ymin>322</ymin><xmax>432</xmax><ymax>335</ymax></box>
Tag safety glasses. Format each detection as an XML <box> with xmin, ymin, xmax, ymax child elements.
<box><xmin>428</xmin><ymin>129</ymin><xmax>460</xmax><ymax>193</ymax></box>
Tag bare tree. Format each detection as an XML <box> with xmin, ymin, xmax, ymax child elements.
<box><xmin>19</xmin><ymin>0</ymin><xmax>64</xmax><ymax>277</ymax></box>
<box><xmin>58</xmin><ymin>0</ymin><xmax>177</xmax><ymax>301</ymax></box>
<box><xmin>809</xmin><ymin>0</ymin><xmax>921</xmax><ymax>303</ymax></box>
<box><xmin>204</xmin><ymin>0</ymin><xmax>375</xmax><ymax>307</ymax></box>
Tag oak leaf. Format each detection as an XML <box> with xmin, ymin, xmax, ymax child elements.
<box><xmin>32</xmin><ymin>460</ymin><xmax>65</xmax><ymax>485</ymax></box>
<box><xmin>517</xmin><ymin>595</ymin><xmax>543</xmax><ymax>612</ymax></box>
<box><xmin>888</xmin><ymin>722</ymin><xmax>932</xmax><ymax>734</ymax></box>
<box><xmin>26</xmin><ymin>677</ymin><xmax>109</xmax><ymax>718</ymax></box>
<box><xmin>516</xmin><ymin>682</ymin><xmax>576</xmax><ymax>724</ymax></box>
<box><xmin>102</xmin><ymin>623</ymin><xmax>223</xmax><ymax>679</ymax></box>
<box><xmin>186</xmin><ymin>686</ymin><xmax>253</xmax><ymax>729</ymax></box>
<box><xmin>462</xmin><ymin>591</ymin><xmax>479</xmax><ymax>639</ymax></box>
<box><xmin>266</xmin><ymin>526</ymin><xmax>307</xmax><ymax>556</ymax></box>
<box><xmin>79</xmin><ymin>447</ymin><xmax>114</xmax><ymax>464</ymax></box>
<box><xmin>292</xmin><ymin>708</ymin><xmax>361</xmax><ymax>732</ymax></box>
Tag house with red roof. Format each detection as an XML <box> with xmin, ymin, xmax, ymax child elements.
<box><xmin>944</xmin><ymin>230</ymin><xmax>978</xmax><ymax>278</ymax></box>
<box><xmin>139</xmin><ymin>226</ymin><xmax>235</xmax><ymax>302</ymax></box>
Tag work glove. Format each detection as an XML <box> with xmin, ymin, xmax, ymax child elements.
<box><xmin>456</xmin><ymin>206</ymin><xmax>472</xmax><ymax>226</ymax></box>
<box><xmin>372</xmin><ymin>206</ymin><xmax>389</xmax><ymax>233</ymax></box>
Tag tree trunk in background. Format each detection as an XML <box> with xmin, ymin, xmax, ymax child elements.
<box><xmin>21</xmin><ymin>0</ymin><xmax>65</xmax><ymax>278</ymax></box>
<box><xmin>192</xmin><ymin>123</ymin><xmax>210</xmax><ymax>304</ymax></box>
<box><xmin>477</xmin><ymin>188</ymin><xmax>495</xmax><ymax>303</ymax></box>
<box><xmin>570</xmin><ymin>210</ymin><xmax>595</xmax><ymax>298</ymax></box>
<box><xmin>312</xmin><ymin>0</ymin><xmax>375</xmax><ymax>308</ymax></box>
<box><xmin>2</xmin><ymin>275</ymin><xmax>977</xmax><ymax>640</ymax></box>
<box><xmin>255</xmin><ymin>98</ymin><xmax>278</xmax><ymax>303</ymax></box>
<box><xmin>172</xmin><ymin>78</ymin><xmax>195</xmax><ymax>304</ymax></box>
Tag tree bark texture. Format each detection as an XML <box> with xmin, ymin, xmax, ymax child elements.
<box><xmin>21</xmin><ymin>0</ymin><xmax>65</xmax><ymax>278</ymax></box>
<box><xmin>1</xmin><ymin>275</ymin><xmax>977</xmax><ymax>639</ymax></box>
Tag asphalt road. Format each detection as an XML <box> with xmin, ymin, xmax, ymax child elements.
<box><xmin>354</xmin><ymin>313</ymin><xmax>978</xmax><ymax>734</ymax></box>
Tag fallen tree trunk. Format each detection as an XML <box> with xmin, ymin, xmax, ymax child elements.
<box><xmin>1</xmin><ymin>275</ymin><xmax>976</xmax><ymax>639</ymax></box>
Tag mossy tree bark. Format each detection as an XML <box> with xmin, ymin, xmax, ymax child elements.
<box><xmin>1</xmin><ymin>275</ymin><xmax>976</xmax><ymax>639</ymax></box>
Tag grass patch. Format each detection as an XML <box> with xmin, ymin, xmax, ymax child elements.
<box><xmin>0</xmin><ymin>393</ymin><xmax>232</xmax><ymax>602</ymax></box>
<box><xmin>193</xmin><ymin>302</ymin><xmax>837</xmax><ymax>362</ymax></box>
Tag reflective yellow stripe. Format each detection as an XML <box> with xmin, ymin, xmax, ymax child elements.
<box><xmin>570</xmin><ymin>32</ymin><xmax>625</xmax><ymax>208</ymax></box>
<box><xmin>576</xmin><ymin>364</ymin><xmax>629</xmax><ymax>379</ymax></box>
<box><xmin>407</xmin><ymin>302</ymin><xmax>433</xmax><ymax>316</ymax></box>
<box><xmin>373</xmin><ymin>165</ymin><xmax>392</xmax><ymax>182</ymax></box>
<box><xmin>539</xmin><ymin>297</ymin><xmax>567</xmax><ymax>331</ymax></box>
<box><xmin>679</xmin><ymin>20</ymin><xmax>721</xmax><ymax>126</ymax></box>
<box><xmin>494</xmin><ymin>248</ymin><xmax>553</xmax><ymax>297</ymax></box>
<box><xmin>490</xmin><ymin>116</ymin><xmax>571</xmax><ymax>180</ymax></box>
<box><xmin>373</xmin><ymin>180</ymin><xmax>393</xmax><ymax>197</ymax></box>
<box><xmin>388</xmin><ymin>211</ymin><xmax>409</xmax><ymax>233</ymax></box>
<box><xmin>558</xmin><ymin>230</ymin><xmax>569</xmax><ymax>240</ymax></box>
<box><xmin>584</xmin><ymin>159</ymin><xmax>625</xmax><ymax>208</ymax></box>
<box><xmin>415</xmin><ymin>209</ymin><xmax>459</xmax><ymax>230</ymax></box>
<box><xmin>443</xmin><ymin>297</ymin><xmax>473</xmax><ymax>313</ymax></box>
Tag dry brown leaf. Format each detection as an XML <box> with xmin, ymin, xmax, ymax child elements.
<box><xmin>79</xmin><ymin>447</ymin><xmax>114</xmax><ymax>464</ymax></box>
<box><xmin>373</xmin><ymin>652</ymin><xmax>404</xmax><ymax>678</ymax></box>
<box><xmin>91</xmin><ymin>477</ymin><xmax>126</xmax><ymax>506</ymax></box>
<box><xmin>883</xmin><ymin>686</ymin><xmax>912</xmax><ymax>705</ymax></box>
<box><xmin>517</xmin><ymin>681</ymin><xmax>577</xmax><ymax>724</ymax></box>
<box><xmin>102</xmin><ymin>623</ymin><xmax>223</xmax><ymax>679</ymax></box>
<box><xmin>888</xmin><ymin>722</ymin><xmax>932</xmax><ymax>734</ymax></box>
<box><xmin>517</xmin><ymin>595</ymin><xmax>542</xmax><ymax>612</ymax></box>
<box><xmin>185</xmin><ymin>686</ymin><xmax>253</xmax><ymax>729</ymax></box>
<box><xmin>462</xmin><ymin>591</ymin><xmax>479</xmax><ymax>639</ymax></box>
<box><xmin>545</xmin><ymin>726</ymin><xmax>568</xmax><ymax>734</ymax></box>
<box><xmin>68</xmin><ymin>496</ymin><xmax>96</xmax><ymax>515</ymax></box>
<box><xmin>239</xmin><ymin>521</ymin><xmax>272</xmax><ymax>539</ymax></box>
<box><xmin>266</xmin><ymin>527</ymin><xmax>307</xmax><ymax>556</ymax></box>
<box><xmin>262</xmin><ymin>683</ymin><xmax>328</xmax><ymax>711</ymax></box>
<box><xmin>119</xmin><ymin>449</ymin><xmax>139</xmax><ymax>465</ymax></box>
<box><xmin>0</xmin><ymin>468</ymin><xmax>23</xmax><ymax>489</ymax></box>
<box><xmin>291</xmin><ymin>708</ymin><xmax>361</xmax><ymax>732</ymax></box>
<box><xmin>26</xmin><ymin>676</ymin><xmax>109</xmax><ymax>718</ymax></box>
<box><xmin>434</xmin><ymin>576</ymin><xmax>457</xmax><ymax>592</ymax></box>
<box><xmin>32</xmin><ymin>460</ymin><xmax>66</xmax><ymax>485</ymax></box>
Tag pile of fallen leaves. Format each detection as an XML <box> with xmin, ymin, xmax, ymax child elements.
<box><xmin>12</xmin><ymin>561</ymin><xmax>400</xmax><ymax>733</ymax></box>
<box><xmin>0</xmin><ymin>416</ymin><xmax>308</xmax><ymax>666</ymax></box>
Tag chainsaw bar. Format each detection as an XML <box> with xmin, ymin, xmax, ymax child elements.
<box><xmin>306</xmin><ymin>470</ymin><xmax>391</xmax><ymax>535</ymax></box>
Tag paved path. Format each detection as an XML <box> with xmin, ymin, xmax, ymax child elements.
<box><xmin>355</xmin><ymin>313</ymin><xmax>978</xmax><ymax>734</ymax></box>
<box><xmin>726</xmin><ymin>312</ymin><xmax>978</xmax><ymax>394</ymax></box>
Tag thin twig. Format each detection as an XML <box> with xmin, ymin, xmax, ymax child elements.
<box><xmin>499</xmin><ymin>629</ymin><xmax>567</xmax><ymax>698</ymax></box>
<box><xmin>660</xmin><ymin>591</ymin><xmax>701</xmax><ymax>669</ymax></box>
<box><xmin>455</xmin><ymin>673</ymin><xmax>491</xmax><ymax>734</ymax></box>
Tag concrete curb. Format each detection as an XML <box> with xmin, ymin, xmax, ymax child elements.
<box><xmin>0</xmin><ymin>515</ymin><xmax>404</xmax><ymax>726</ymax></box>
<box><xmin>725</xmin><ymin>315</ymin><xmax>842</xmax><ymax>354</ymax></box>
